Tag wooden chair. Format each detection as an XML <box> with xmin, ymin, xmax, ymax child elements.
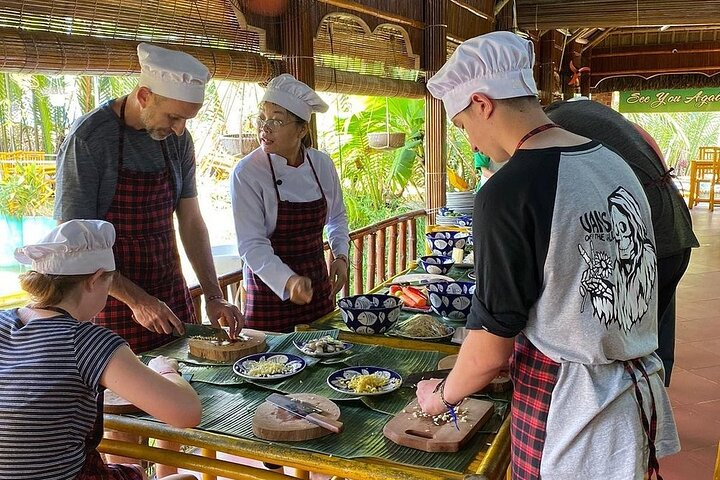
<box><xmin>688</xmin><ymin>147</ymin><xmax>720</xmax><ymax>211</ymax></box>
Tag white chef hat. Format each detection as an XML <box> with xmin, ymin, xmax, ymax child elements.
<box><xmin>14</xmin><ymin>220</ymin><xmax>116</xmax><ymax>275</ymax></box>
<box><xmin>137</xmin><ymin>42</ymin><xmax>211</xmax><ymax>104</ymax></box>
<box><xmin>261</xmin><ymin>74</ymin><xmax>329</xmax><ymax>121</ymax></box>
<box><xmin>427</xmin><ymin>31</ymin><xmax>538</xmax><ymax>119</ymax></box>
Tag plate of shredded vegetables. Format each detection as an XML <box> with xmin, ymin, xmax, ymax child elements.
<box><xmin>233</xmin><ymin>353</ymin><xmax>306</xmax><ymax>380</ymax></box>
<box><xmin>327</xmin><ymin>366</ymin><xmax>402</xmax><ymax>396</ymax></box>
<box><xmin>392</xmin><ymin>314</ymin><xmax>455</xmax><ymax>341</ymax></box>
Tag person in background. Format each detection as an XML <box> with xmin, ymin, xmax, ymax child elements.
<box><xmin>53</xmin><ymin>42</ymin><xmax>242</xmax><ymax>477</ymax></box>
<box><xmin>54</xmin><ymin>42</ymin><xmax>242</xmax><ymax>353</ymax></box>
<box><xmin>0</xmin><ymin>220</ymin><xmax>200</xmax><ymax>480</ymax></box>
<box><xmin>544</xmin><ymin>98</ymin><xmax>699</xmax><ymax>386</ymax></box>
<box><xmin>416</xmin><ymin>31</ymin><xmax>679</xmax><ymax>480</ymax></box>
<box><xmin>231</xmin><ymin>74</ymin><xmax>350</xmax><ymax>332</ymax></box>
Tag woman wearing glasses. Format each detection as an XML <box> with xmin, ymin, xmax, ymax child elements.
<box><xmin>230</xmin><ymin>74</ymin><xmax>350</xmax><ymax>332</ymax></box>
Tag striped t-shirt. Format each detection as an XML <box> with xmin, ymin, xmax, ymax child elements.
<box><xmin>0</xmin><ymin>309</ymin><xmax>126</xmax><ymax>480</ymax></box>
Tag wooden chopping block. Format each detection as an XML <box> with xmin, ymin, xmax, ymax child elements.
<box><xmin>253</xmin><ymin>393</ymin><xmax>341</xmax><ymax>442</ymax></box>
<box><xmin>383</xmin><ymin>398</ymin><xmax>494</xmax><ymax>453</ymax></box>
<box><xmin>103</xmin><ymin>389</ymin><xmax>143</xmax><ymax>415</ymax></box>
<box><xmin>188</xmin><ymin>329</ymin><xmax>266</xmax><ymax>363</ymax></box>
<box><xmin>437</xmin><ymin>354</ymin><xmax>512</xmax><ymax>393</ymax></box>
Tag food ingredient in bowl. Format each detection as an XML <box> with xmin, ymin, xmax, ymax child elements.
<box><xmin>247</xmin><ymin>360</ymin><xmax>292</xmax><ymax>377</ymax></box>
<box><xmin>346</xmin><ymin>373</ymin><xmax>390</xmax><ymax>393</ymax></box>
<box><xmin>301</xmin><ymin>336</ymin><xmax>345</xmax><ymax>354</ymax></box>
<box><xmin>396</xmin><ymin>314</ymin><xmax>450</xmax><ymax>337</ymax></box>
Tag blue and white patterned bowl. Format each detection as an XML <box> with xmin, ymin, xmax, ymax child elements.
<box><xmin>232</xmin><ymin>353</ymin><xmax>306</xmax><ymax>380</ymax></box>
<box><xmin>337</xmin><ymin>294</ymin><xmax>403</xmax><ymax>334</ymax></box>
<box><xmin>455</xmin><ymin>215</ymin><xmax>473</xmax><ymax>227</ymax></box>
<box><xmin>327</xmin><ymin>366</ymin><xmax>402</xmax><ymax>396</ymax></box>
<box><xmin>426</xmin><ymin>281</ymin><xmax>476</xmax><ymax>319</ymax></box>
<box><xmin>425</xmin><ymin>231</ymin><xmax>470</xmax><ymax>256</ymax></box>
<box><xmin>419</xmin><ymin>255</ymin><xmax>455</xmax><ymax>275</ymax></box>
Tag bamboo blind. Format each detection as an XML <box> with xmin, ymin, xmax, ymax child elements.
<box><xmin>0</xmin><ymin>27</ymin><xmax>272</xmax><ymax>81</ymax></box>
<box><xmin>315</xmin><ymin>13</ymin><xmax>421</xmax><ymax>81</ymax></box>
<box><xmin>315</xmin><ymin>66</ymin><xmax>424</xmax><ymax>98</ymax></box>
<box><xmin>0</xmin><ymin>0</ymin><xmax>262</xmax><ymax>53</ymax></box>
<box><xmin>516</xmin><ymin>0</ymin><xmax>720</xmax><ymax>29</ymax></box>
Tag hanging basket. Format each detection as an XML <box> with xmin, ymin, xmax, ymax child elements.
<box><xmin>219</xmin><ymin>133</ymin><xmax>260</xmax><ymax>156</ymax></box>
<box><xmin>367</xmin><ymin>132</ymin><xmax>406</xmax><ymax>150</ymax></box>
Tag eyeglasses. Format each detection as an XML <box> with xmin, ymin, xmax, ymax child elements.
<box><xmin>251</xmin><ymin>115</ymin><xmax>301</xmax><ymax>132</ymax></box>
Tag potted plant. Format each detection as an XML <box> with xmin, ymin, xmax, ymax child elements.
<box><xmin>0</xmin><ymin>162</ymin><xmax>55</xmax><ymax>266</ymax></box>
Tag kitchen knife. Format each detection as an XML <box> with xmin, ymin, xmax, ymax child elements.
<box><xmin>176</xmin><ymin>323</ymin><xmax>231</xmax><ymax>341</ymax></box>
<box><xmin>402</xmin><ymin>369</ymin><xmax>451</xmax><ymax>388</ymax></box>
<box><xmin>266</xmin><ymin>394</ymin><xmax>344</xmax><ymax>433</ymax></box>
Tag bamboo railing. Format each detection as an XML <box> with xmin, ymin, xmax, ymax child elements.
<box><xmin>188</xmin><ymin>209</ymin><xmax>427</xmax><ymax>314</ymax></box>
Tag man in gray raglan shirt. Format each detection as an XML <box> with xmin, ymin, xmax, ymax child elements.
<box><xmin>416</xmin><ymin>32</ymin><xmax>679</xmax><ymax>480</ymax></box>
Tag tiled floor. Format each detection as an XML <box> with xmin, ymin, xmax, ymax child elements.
<box><xmin>178</xmin><ymin>209</ymin><xmax>720</xmax><ymax>480</ymax></box>
<box><xmin>661</xmin><ymin>208</ymin><xmax>720</xmax><ymax>480</ymax></box>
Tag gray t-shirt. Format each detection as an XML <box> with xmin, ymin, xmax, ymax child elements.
<box><xmin>54</xmin><ymin>101</ymin><xmax>197</xmax><ymax>221</ymax></box>
<box><xmin>468</xmin><ymin>142</ymin><xmax>679</xmax><ymax>479</ymax></box>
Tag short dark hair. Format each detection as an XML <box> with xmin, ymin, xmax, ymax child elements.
<box><xmin>287</xmin><ymin>110</ymin><xmax>313</xmax><ymax>148</ymax></box>
<box><xmin>493</xmin><ymin>95</ymin><xmax>541</xmax><ymax>112</ymax></box>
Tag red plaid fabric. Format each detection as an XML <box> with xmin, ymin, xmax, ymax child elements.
<box><xmin>75</xmin><ymin>451</ymin><xmax>145</xmax><ymax>480</ymax></box>
<box><xmin>95</xmin><ymin>108</ymin><xmax>196</xmax><ymax>353</ymax></box>
<box><xmin>244</xmin><ymin>153</ymin><xmax>333</xmax><ymax>332</ymax></box>
<box><xmin>509</xmin><ymin>333</ymin><xmax>560</xmax><ymax>480</ymax></box>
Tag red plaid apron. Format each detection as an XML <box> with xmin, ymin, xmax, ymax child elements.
<box><xmin>510</xmin><ymin>334</ymin><xmax>664</xmax><ymax>480</ymax></box>
<box><xmin>94</xmin><ymin>98</ymin><xmax>197</xmax><ymax>353</ymax></box>
<box><xmin>244</xmin><ymin>152</ymin><xmax>333</xmax><ymax>332</ymax></box>
<box><xmin>75</xmin><ymin>393</ymin><xmax>145</xmax><ymax>480</ymax></box>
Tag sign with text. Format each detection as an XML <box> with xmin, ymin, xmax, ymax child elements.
<box><xmin>619</xmin><ymin>88</ymin><xmax>720</xmax><ymax>113</ymax></box>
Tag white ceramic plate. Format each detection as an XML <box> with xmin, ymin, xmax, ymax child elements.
<box><xmin>293</xmin><ymin>337</ymin><xmax>353</xmax><ymax>358</ymax></box>
<box><xmin>391</xmin><ymin>273</ymin><xmax>454</xmax><ymax>284</ymax></box>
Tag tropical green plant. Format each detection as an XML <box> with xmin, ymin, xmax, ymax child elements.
<box><xmin>624</xmin><ymin>112</ymin><xmax>720</xmax><ymax>175</ymax></box>
<box><xmin>0</xmin><ymin>163</ymin><xmax>55</xmax><ymax>217</ymax></box>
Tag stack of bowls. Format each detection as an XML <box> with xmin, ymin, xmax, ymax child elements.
<box><xmin>419</xmin><ymin>255</ymin><xmax>455</xmax><ymax>275</ymax></box>
<box><xmin>426</xmin><ymin>281</ymin><xmax>475</xmax><ymax>319</ymax></box>
<box><xmin>337</xmin><ymin>294</ymin><xmax>403</xmax><ymax>334</ymax></box>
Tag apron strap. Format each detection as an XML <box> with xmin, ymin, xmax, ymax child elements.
<box><xmin>624</xmin><ymin>359</ymin><xmax>663</xmax><ymax>480</ymax></box>
<box><xmin>266</xmin><ymin>148</ymin><xmax>326</xmax><ymax>203</ymax></box>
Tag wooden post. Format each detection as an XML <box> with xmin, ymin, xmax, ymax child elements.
<box><xmin>424</xmin><ymin>0</ymin><xmax>447</xmax><ymax>225</ymax></box>
<box><xmin>352</xmin><ymin>238</ymin><xmax>364</xmax><ymax>294</ymax></box>
<box><xmin>367</xmin><ymin>233</ymin><xmax>377</xmax><ymax>291</ymax></box>
<box><xmin>375</xmin><ymin>228</ymin><xmax>386</xmax><ymax>286</ymax></box>
<box><xmin>538</xmin><ymin>31</ymin><xmax>558</xmax><ymax>106</ymax></box>
<box><xmin>280</xmin><ymin>0</ymin><xmax>318</xmax><ymax>144</ymax></box>
<box><xmin>388</xmin><ymin>224</ymin><xmax>397</xmax><ymax>277</ymax></box>
<box><xmin>398</xmin><ymin>221</ymin><xmax>408</xmax><ymax>271</ymax></box>
<box><xmin>409</xmin><ymin>219</ymin><xmax>418</xmax><ymax>262</ymax></box>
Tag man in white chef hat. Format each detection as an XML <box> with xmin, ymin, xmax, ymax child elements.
<box><xmin>54</xmin><ymin>43</ymin><xmax>242</xmax><ymax>477</ymax></box>
<box><xmin>416</xmin><ymin>31</ymin><xmax>679</xmax><ymax>480</ymax></box>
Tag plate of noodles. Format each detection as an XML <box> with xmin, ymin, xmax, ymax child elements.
<box><xmin>233</xmin><ymin>353</ymin><xmax>306</xmax><ymax>380</ymax></box>
<box><xmin>327</xmin><ymin>367</ymin><xmax>402</xmax><ymax>396</ymax></box>
<box><xmin>391</xmin><ymin>314</ymin><xmax>455</xmax><ymax>341</ymax></box>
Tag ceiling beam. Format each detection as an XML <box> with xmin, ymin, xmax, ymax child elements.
<box><xmin>516</xmin><ymin>0</ymin><xmax>720</xmax><ymax>29</ymax></box>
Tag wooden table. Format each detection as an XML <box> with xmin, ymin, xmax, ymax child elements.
<box><xmin>101</xmin><ymin>329</ymin><xmax>511</xmax><ymax>480</ymax></box>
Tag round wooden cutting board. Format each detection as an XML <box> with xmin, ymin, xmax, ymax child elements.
<box><xmin>437</xmin><ymin>354</ymin><xmax>512</xmax><ymax>392</ymax></box>
<box><xmin>103</xmin><ymin>389</ymin><xmax>143</xmax><ymax>414</ymax></box>
<box><xmin>188</xmin><ymin>329</ymin><xmax>266</xmax><ymax>363</ymax></box>
<box><xmin>253</xmin><ymin>393</ymin><xmax>341</xmax><ymax>442</ymax></box>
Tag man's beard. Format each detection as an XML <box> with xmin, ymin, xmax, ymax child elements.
<box><xmin>140</xmin><ymin>109</ymin><xmax>171</xmax><ymax>141</ymax></box>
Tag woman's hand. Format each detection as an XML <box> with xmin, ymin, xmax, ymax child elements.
<box><xmin>286</xmin><ymin>275</ymin><xmax>313</xmax><ymax>304</ymax></box>
<box><xmin>328</xmin><ymin>255</ymin><xmax>348</xmax><ymax>299</ymax></box>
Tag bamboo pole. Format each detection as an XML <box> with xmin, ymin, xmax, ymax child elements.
<box><xmin>423</xmin><ymin>0</ymin><xmax>447</xmax><ymax>226</ymax></box>
<box><xmin>409</xmin><ymin>219</ymin><xmax>418</xmax><ymax>262</ymax></box>
<box><xmin>375</xmin><ymin>228</ymin><xmax>386</xmax><ymax>286</ymax></box>
<box><xmin>388</xmin><ymin>224</ymin><xmax>397</xmax><ymax>278</ymax></box>
<box><xmin>367</xmin><ymin>233</ymin><xmax>376</xmax><ymax>291</ymax></box>
<box><xmin>399</xmin><ymin>221</ymin><xmax>408</xmax><ymax>271</ymax></box>
<box><xmin>352</xmin><ymin>238</ymin><xmax>364</xmax><ymax>295</ymax></box>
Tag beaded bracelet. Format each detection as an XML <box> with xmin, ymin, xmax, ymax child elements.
<box><xmin>434</xmin><ymin>378</ymin><xmax>462</xmax><ymax>430</ymax></box>
<box><xmin>206</xmin><ymin>294</ymin><xmax>225</xmax><ymax>302</ymax></box>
